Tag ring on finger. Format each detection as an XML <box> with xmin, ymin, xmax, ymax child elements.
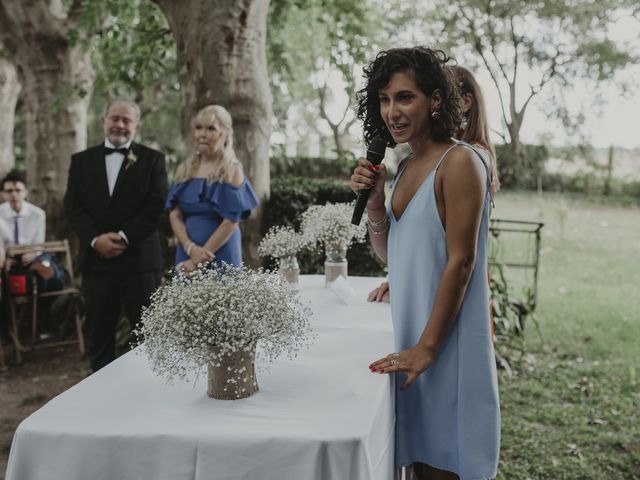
<box><xmin>390</xmin><ymin>359</ymin><xmax>398</xmax><ymax>366</ymax></box>
<box><xmin>392</xmin><ymin>352</ymin><xmax>400</xmax><ymax>358</ymax></box>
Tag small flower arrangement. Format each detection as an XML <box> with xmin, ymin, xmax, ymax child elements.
<box><xmin>125</xmin><ymin>150</ymin><xmax>138</xmax><ymax>169</ymax></box>
<box><xmin>258</xmin><ymin>225</ymin><xmax>306</xmax><ymax>259</ymax></box>
<box><xmin>300</xmin><ymin>201</ymin><xmax>368</xmax><ymax>248</ymax></box>
<box><xmin>134</xmin><ymin>263</ymin><xmax>314</xmax><ymax>395</ymax></box>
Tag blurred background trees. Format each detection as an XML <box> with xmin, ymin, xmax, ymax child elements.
<box><xmin>390</xmin><ymin>0</ymin><xmax>638</xmax><ymax>188</ymax></box>
<box><xmin>0</xmin><ymin>0</ymin><xmax>638</xmax><ymax>244</ymax></box>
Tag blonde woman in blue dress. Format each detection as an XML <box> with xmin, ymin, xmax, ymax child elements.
<box><xmin>350</xmin><ymin>47</ymin><xmax>500</xmax><ymax>479</ymax></box>
<box><xmin>167</xmin><ymin>105</ymin><xmax>258</xmax><ymax>272</ymax></box>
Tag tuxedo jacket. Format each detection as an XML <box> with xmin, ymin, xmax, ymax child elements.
<box><xmin>64</xmin><ymin>142</ymin><xmax>168</xmax><ymax>273</ymax></box>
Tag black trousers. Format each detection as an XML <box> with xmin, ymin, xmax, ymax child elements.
<box><xmin>83</xmin><ymin>270</ymin><xmax>162</xmax><ymax>372</ymax></box>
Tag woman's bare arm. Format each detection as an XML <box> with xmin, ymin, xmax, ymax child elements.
<box><xmin>350</xmin><ymin>157</ymin><xmax>389</xmax><ymax>263</ymax></box>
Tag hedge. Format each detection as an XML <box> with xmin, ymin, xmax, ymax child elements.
<box><xmin>263</xmin><ymin>176</ymin><xmax>386</xmax><ymax>277</ymax></box>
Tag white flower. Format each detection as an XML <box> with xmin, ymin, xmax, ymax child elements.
<box><xmin>300</xmin><ymin>201</ymin><xmax>368</xmax><ymax>248</ymax></box>
<box><xmin>258</xmin><ymin>225</ymin><xmax>306</xmax><ymax>258</ymax></box>
<box><xmin>125</xmin><ymin>150</ymin><xmax>138</xmax><ymax>170</ymax></box>
<box><xmin>134</xmin><ymin>263</ymin><xmax>315</xmax><ymax>384</ymax></box>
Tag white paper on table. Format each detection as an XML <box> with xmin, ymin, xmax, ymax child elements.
<box><xmin>328</xmin><ymin>275</ymin><xmax>356</xmax><ymax>305</ymax></box>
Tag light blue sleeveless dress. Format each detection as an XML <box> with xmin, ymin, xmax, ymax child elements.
<box><xmin>387</xmin><ymin>141</ymin><xmax>500</xmax><ymax>479</ymax></box>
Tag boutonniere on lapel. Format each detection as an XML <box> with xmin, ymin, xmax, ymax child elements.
<box><xmin>125</xmin><ymin>150</ymin><xmax>138</xmax><ymax>170</ymax></box>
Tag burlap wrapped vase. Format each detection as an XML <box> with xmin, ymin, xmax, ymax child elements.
<box><xmin>207</xmin><ymin>344</ymin><xmax>258</xmax><ymax>400</ymax></box>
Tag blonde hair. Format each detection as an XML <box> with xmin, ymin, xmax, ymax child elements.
<box><xmin>450</xmin><ymin>66</ymin><xmax>500</xmax><ymax>192</ymax></box>
<box><xmin>176</xmin><ymin>105</ymin><xmax>240</xmax><ymax>184</ymax></box>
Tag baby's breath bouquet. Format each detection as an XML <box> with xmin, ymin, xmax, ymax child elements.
<box><xmin>258</xmin><ymin>225</ymin><xmax>306</xmax><ymax>258</ymax></box>
<box><xmin>258</xmin><ymin>226</ymin><xmax>306</xmax><ymax>288</ymax></box>
<box><xmin>135</xmin><ymin>263</ymin><xmax>314</xmax><ymax>399</ymax></box>
<box><xmin>300</xmin><ymin>202</ymin><xmax>368</xmax><ymax>285</ymax></box>
<box><xmin>300</xmin><ymin>201</ymin><xmax>367</xmax><ymax>249</ymax></box>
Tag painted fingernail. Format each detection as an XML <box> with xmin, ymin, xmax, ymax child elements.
<box><xmin>373</xmin><ymin>165</ymin><xmax>381</xmax><ymax>171</ymax></box>
<box><xmin>366</xmin><ymin>164</ymin><xmax>374</xmax><ymax>171</ymax></box>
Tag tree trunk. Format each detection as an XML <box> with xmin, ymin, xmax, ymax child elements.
<box><xmin>506</xmin><ymin>82</ymin><xmax>532</xmax><ymax>189</ymax></box>
<box><xmin>0</xmin><ymin>56</ymin><xmax>20</xmax><ymax>176</ymax></box>
<box><xmin>331</xmin><ymin>125</ymin><xmax>344</xmax><ymax>158</ymax></box>
<box><xmin>506</xmin><ymin>117</ymin><xmax>527</xmax><ymax>187</ymax></box>
<box><xmin>507</xmin><ymin>121</ymin><xmax>523</xmax><ymax>156</ymax></box>
<box><xmin>152</xmin><ymin>0</ymin><xmax>272</xmax><ymax>268</ymax></box>
<box><xmin>0</xmin><ymin>1</ymin><xmax>94</xmax><ymax>240</ymax></box>
<box><xmin>603</xmin><ymin>145</ymin><xmax>614</xmax><ymax>196</ymax></box>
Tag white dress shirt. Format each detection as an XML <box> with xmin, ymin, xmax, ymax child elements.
<box><xmin>0</xmin><ymin>217</ymin><xmax>11</xmax><ymax>246</ymax></box>
<box><xmin>104</xmin><ymin>139</ymin><xmax>132</xmax><ymax>196</ymax></box>
<box><xmin>0</xmin><ymin>201</ymin><xmax>46</xmax><ymax>246</ymax></box>
<box><xmin>90</xmin><ymin>139</ymin><xmax>132</xmax><ymax>248</ymax></box>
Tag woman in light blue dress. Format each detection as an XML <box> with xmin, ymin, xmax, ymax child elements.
<box><xmin>167</xmin><ymin>105</ymin><xmax>258</xmax><ymax>271</ymax></box>
<box><xmin>350</xmin><ymin>47</ymin><xmax>500</xmax><ymax>479</ymax></box>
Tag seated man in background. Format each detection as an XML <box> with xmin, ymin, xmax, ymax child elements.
<box><xmin>0</xmin><ymin>171</ymin><xmax>64</xmax><ymax>295</ymax></box>
<box><xmin>0</xmin><ymin>170</ymin><xmax>45</xmax><ymax>245</ymax></box>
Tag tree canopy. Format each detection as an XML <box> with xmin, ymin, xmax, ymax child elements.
<box><xmin>393</xmin><ymin>0</ymin><xmax>637</xmax><ymax>155</ymax></box>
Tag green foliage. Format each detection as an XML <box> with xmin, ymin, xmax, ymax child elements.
<box><xmin>264</xmin><ymin>176</ymin><xmax>385</xmax><ymax>276</ymax></box>
<box><xmin>91</xmin><ymin>2</ymin><xmax>174</xmax><ymax>94</ymax></box>
<box><xmin>495</xmin><ymin>143</ymin><xmax>550</xmax><ymax>190</ymax></box>
<box><xmin>490</xmin><ymin>262</ymin><xmax>538</xmax><ymax>374</ymax></box>
<box><xmin>393</xmin><ymin>0</ymin><xmax>637</xmax><ymax>153</ymax></box>
<box><xmin>495</xmin><ymin>142</ymin><xmax>640</xmax><ymax>201</ymax></box>
<box><xmin>267</xmin><ymin>0</ymin><xmax>383</xmax><ymax>154</ymax></box>
<box><xmin>69</xmin><ymin>0</ymin><xmax>183</xmax><ymax>156</ymax></box>
<box><xmin>620</xmin><ymin>180</ymin><xmax>640</xmax><ymax>199</ymax></box>
<box><xmin>265</xmin><ymin>176</ymin><xmax>354</xmax><ymax>229</ymax></box>
<box><xmin>69</xmin><ymin>0</ymin><xmax>175</xmax><ymax>94</ymax></box>
<box><xmin>268</xmin><ymin>0</ymin><xmax>379</xmax><ymax>90</ymax></box>
<box><xmin>270</xmin><ymin>155</ymin><xmax>355</xmax><ymax>179</ymax></box>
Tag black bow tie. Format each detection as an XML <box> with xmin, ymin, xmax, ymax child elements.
<box><xmin>104</xmin><ymin>146</ymin><xmax>128</xmax><ymax>155</ymax></box>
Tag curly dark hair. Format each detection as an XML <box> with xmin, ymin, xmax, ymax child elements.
<box><xmin>356</xmin><ymin>46</ymin><xmax>461</xmax><ymax>146</ymax></box>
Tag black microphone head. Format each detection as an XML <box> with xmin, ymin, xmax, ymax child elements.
<box><xmin>366</xmin><ymin>138</ymin><xmax>387</xmax><ymax>166</ymax></box>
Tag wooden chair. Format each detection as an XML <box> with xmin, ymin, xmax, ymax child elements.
<box><xmin>3</xmin><ymin>240</ymin><xmax>85</xmax><ymax>364</ymax></box>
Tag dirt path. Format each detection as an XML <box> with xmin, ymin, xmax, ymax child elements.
<box><xmin>0</xmin><ymin>345</ymin><xmax>89</xmax><ymax>479</ymax></box>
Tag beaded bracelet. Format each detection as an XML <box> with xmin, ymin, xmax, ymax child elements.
<box><xmin>368</xmin><ymin>222</ymin><xmax>390</xmax><ymax>235</ymax></box>
<box><xmin>368</xmin><ymin>212</ymin><xmax>388</xmax><ymax>226</ymax></box>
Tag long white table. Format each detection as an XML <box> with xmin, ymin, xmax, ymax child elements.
<box><xmin>6</xmin><ymin>275</ymin><xmax>395</xmax><ymax>480</ymax></box>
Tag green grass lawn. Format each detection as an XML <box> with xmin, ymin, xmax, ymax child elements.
<box><xmin>491</xmin><ymin>191</ymin><xmax>640</xmax><ymax>479</ymax></box>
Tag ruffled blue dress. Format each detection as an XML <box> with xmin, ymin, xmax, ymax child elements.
<box><xmin>165</xmin><ymin>177</ymin><xmax>259</xmax><ymax>266</ymax></box>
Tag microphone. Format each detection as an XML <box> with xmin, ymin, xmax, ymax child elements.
<box><xmin>351</xmin><ymin>138</ymin><xmax>387</xmax><ymax>225</ymax></box>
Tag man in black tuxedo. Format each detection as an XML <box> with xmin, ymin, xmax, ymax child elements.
<box><xmin>64</xmin><ymin>99</ymin><xmax>168</xmax><ymax>372</ymax></box>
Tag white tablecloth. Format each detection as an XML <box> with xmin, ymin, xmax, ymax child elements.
<box><xmin>6</xmin><ymin>275</ymin><xmax>395</xmax><ymax>480</ymax></box>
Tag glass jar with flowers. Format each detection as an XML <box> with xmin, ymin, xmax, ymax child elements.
<box><xmin>300</xmin><ymin>202</ymin><xmax>368</xmax><ymax>286</ymax></box>
<box><xmin>258</xmin><ymin>225</ymin><xmax>306</xmax><ymax>289</ymax></box>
